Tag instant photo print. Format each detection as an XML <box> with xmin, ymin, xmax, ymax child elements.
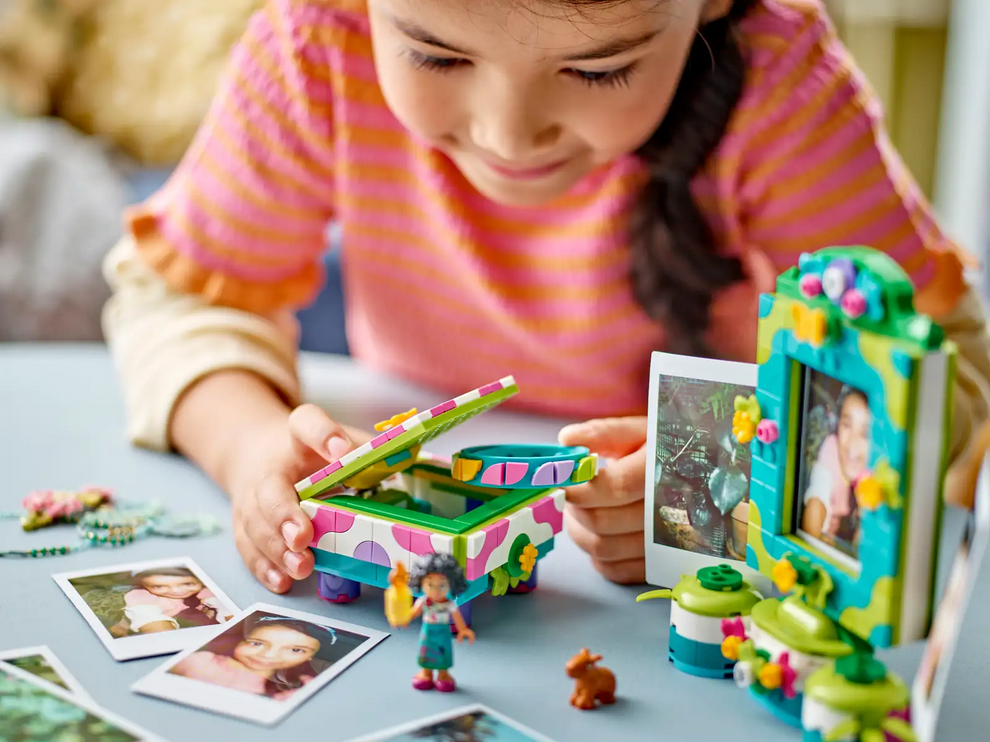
<box><xmin>0</xmin><ymin>660</ymin><xmax>160</xmax><ymax>741</ymax></box>
<box><xmin>644</xmin><ymin>351</ymin><xmax>768</xmax><ymax>591</ymax></box>
<box><xmin>132</xmin><ymin>603</ymin><xmax>388</xmax><ymax>726</ymax></box>
<box><xmin>744</xmin><ymin>247</ymin><xmax>955</xmax><ymax>648</ymax></box>
<box><xmin>0</xmin><ymin>645</ymin><xmax>89</xmax><ymax>699</ymax></box>
<box><xmin>346</xmin><ymin>703</ymin><xmax>559</xmax><ymax>742</ymax></box>
<box><xmin>53</xmin><ymin>556</ymin><xmax>239</xmax><ymax>661</ymax></box>
<box><xmin>912</xmin><ymin>452</ymin><xmax>990</xmax><ymax>742</ymax></box>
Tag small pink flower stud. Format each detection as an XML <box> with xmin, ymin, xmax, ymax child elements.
<box><xmin>841</xmin><ymin>288</ymin><xmax>867</xmax><ymax>319</ymax></box>
<box><xmin>778</xmin><ymin>652</ymin><xmax>798</xmax><ymax>699</ymax></box>
<box><xmin>756</xmin><ymin>419</ymin><xmax>779</xmax><ymax>444</ymax></box>
<box><xmin>799</xmin><ymin>274</ymin><xmax>823</xmax><ymax>298</ymax></box>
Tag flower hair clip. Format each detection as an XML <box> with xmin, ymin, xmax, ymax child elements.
<box><xmin>19</xmin><ymin>486</ymin><xmax>113</xmax><ymax>531</ymax></box>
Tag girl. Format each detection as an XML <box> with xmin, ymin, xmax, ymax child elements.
<box><xmin>800</xmin><ymin>387</ymin><xmax>870</xmax><ymax>556</ymax></box>
<box><xmin>393</xmin><ymin>553</ymin><xmax>475</xmax><ymax>692</ymax></box>
<box><xmin>171</xmin><ymin>615</ymin><xmax>332</xmax><ymax>700</ymax></box>
<box><xmin>102</xmin><ymin>0</ymin><xmax>990</xmax><ymax>592</ymax></box>
<box><xmin>109</xmin><ymin>567</ymin><xmax>232</xmax><ymax>636</ymax></box>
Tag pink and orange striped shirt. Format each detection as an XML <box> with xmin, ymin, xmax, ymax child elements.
<box><xmin>127</xmin><ymin>0</ymin><xmax>970</xmax><ymax>419</ymax></box>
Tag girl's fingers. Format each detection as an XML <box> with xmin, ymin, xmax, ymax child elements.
<box><xmin>558</xmin><ymin>417</ymin><xmax>649</xmax><ymax>458</ymax></box>
<box><xmin>565</xmin><ymin>501</ymin><xmax>643</xmax><ymax>536</ymax></box>
<box><xmin>288</xmin><ymin>403</ymin><xmax>355</xmax><ymax>461</ymax></box>
<box><xmin>234</xmin><ymin>527</ymin><xmax>292</xmax><ymax>593</ymax></box>
<box><xmin>564</xmin><ymin>446</ymin><xmax>647</xmax><ymax>509</ymax></box>
<box><xmin>566</xmin><ymin>511</ymin><xmax>645</xmax><ymax>563</ymax></box>
<box><xmin>590</xmin><ymin>557</ymin><xmax>646</xmax><ymax>585</ymax></box>
<box><xmin>256</xmin><ymin>475</ymin><xmax>314</xmax><ymax>553</ymax></box>
<box><xmin>243</xmin><ymin>507</ymin><xmax>310</xmax><ymax>581</ymax></box>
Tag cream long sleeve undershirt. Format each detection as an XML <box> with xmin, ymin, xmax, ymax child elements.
<box><xmin>101</xmin><ymin>235</ymin><xmax>990</xmax><ymax>507</ymax></box>
<box><xmin>101</xmin><ymin>236</ymin><xmax>302</xmax><ymax>451</ymax></box>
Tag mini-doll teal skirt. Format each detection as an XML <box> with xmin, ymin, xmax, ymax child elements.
<box><xmin>418</xmin><ymin>622</ymin><xmax>453</xmax><ymax>670</ymax></box>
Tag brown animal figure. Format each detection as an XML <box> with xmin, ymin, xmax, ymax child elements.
<box><xmin>566</xmin><ymin>648</ymin><xmax>616</xmax><ymax>710</ymax></box>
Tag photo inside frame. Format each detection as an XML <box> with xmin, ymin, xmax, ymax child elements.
<box><xmin>792</xmin><ymin>366</ymin><xmax>869</xmax><ymax>571</ymax></box>
<box><xmin>652</xmin><ymin>374</ymin><xmax>755</xmax><ymax>561</ymax></box>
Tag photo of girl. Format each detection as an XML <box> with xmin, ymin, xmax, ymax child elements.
<box><xmin>108</xmin><ymin>567</ymin><xmax>234</xmax><ymax>637</ymax></box>
<box><xmin>795</xmin><ymin>371</ymin><xmax>872</xmax><ymax>561</ymax></box>
<box><xmin>169</xmin><ymin>612</ymin><xmax>357</xmax><ymax>700</ymax></box>
<box><xmin>53</xmin><ymin>557</ymin><xmax>239</xmax><ymax>660</ymax></box>
<box><xmin>132</xmin><ymin>603</ymin><xmax>388</xmax><ymax>725</ymax></box>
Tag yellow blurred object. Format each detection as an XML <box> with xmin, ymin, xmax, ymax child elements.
<box><xmin>0</xmin><ymin>0</ymin><xmax>265</xmax><ymax>166</ymax></box>
<box><xmin>384</xmin><ymin>562</ymin><xmax>414</xmax><ymax>628</ymax></box>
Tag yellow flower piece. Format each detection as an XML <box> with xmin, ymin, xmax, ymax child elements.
<box><xmin>732</xmin><ymin>411</ymin><xmax>756</xmax><ymax>444</ymax></box>
<box><xmin>759</xmin><ymin>663</ymin><xmax>783</xmax><ymax>690</ymax></box>
<box><xmin>721</xmin><ymin>635</ymin><xmax>743</xmax><ymax>661</ymax></box>
<box><xmin>772</xmin><ymin>558</ymin><xmax>798</xmax><ymax>593</ymax></box>
<box><xmin>519</xmin><ymin>543</ymin><xmax>539</xmax><ymax>574</ymax></box>
<box><xmin>374</xmin><ymin>408</ymin><xmax>418</xmax><ymax>432</ymax></box>
<box><xmin>855</xmin><ymin>475</ymin><xmax>885</xmax><ymax>511</ymax></box>
<box><xmin>792</xmin><ymin>304</ymin><xmax>828</xmax><ymax>346</ymax></box>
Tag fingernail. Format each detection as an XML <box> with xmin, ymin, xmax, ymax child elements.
<box><xmin>266</xmin><ymin>569</ymin><xmax>283</xmax><ymax>588</ymax></box>
<box><xmin>282</xmin><ymin>522</ymin><xmax>301</xmax><ymax>545</ymax></box>
<box><xmin>285</xmin><ymin>551</ymin><xmax>304</xmax><ymax>574</ymax></box>
<box><xmin>327</xmin><ymin>435</ymin><xmax>350</xmax><ymax>459</ymax></box>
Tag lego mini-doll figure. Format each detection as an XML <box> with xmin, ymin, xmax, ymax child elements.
<box><xmin>392</xmin><ymin>553</ymin><xmax>475</xmax><ymax>692</ymax></box>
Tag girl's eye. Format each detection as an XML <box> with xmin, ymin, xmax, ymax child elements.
<box><xmin>566</xmin><ymin>64</ymin><xmax>637</xmax><ymax>89</ymax></box>
<box><xmin>405</xmin><ymin>50</ymin><xmax>466</xmax><ymax>73</ymax></box>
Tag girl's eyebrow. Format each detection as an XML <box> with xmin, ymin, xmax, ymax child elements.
<box><xmin>392</xmin><ymin>16</ymin><xmax>662</xmax><ymax>61</ymax></box>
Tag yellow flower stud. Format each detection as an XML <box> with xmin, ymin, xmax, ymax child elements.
<box><xmin>732</xmin><ymin>411</ymin><xmax>757</xmax><ymax>444</ymax></box>
<box><xmin>721</xmin><ymin>636</ymin><xmax>743</xmax><ymax>661</ymax></box>
<box><xmin>519</xmin><ymin>543</ymin><xmax>539</xmax><ymax>574</ymax></box>
<box><xmin>792</xmin><ymin>304</ymin><xmax>828</xmax><ymax>346</ymax></box>
<box><xmin>772</xmin><ymin>558</ymin><xmax>798</xmax><ymax>593</ymax></box>
<box><xmin>855</xmin><ymin>475</ymin><xmax>885</xmax><ymax>511</ymax></box>
<box><xmin>759</xmin><ymin>663</ymin><xmax>783</xmax><ymax>690</ymax></box>
<box><xmin>374</xmin><ymin>408</ymin><xmax>418</xmax><ymax>432</ymax></box>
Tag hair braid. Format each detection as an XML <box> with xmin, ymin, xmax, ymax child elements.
<box><xmin>630</xmin><ymin>0</ymin><xmax>757</xmax><ymax>357</ymax></box>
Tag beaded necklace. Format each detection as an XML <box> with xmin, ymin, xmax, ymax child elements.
<box><xmin>1</xmin><ymin>486</ymin><xmax>220</xmax><ymax>558</ymax></box>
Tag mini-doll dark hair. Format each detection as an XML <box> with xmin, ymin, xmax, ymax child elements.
<box><xmin>408</xmin><ymin>553</ymin><xmax>468</xmax><ymax>597</ymax></box>
<box><xmin>132</xmin><ymin>567</ymin><xmax>200</xmax><ymax>583</ymax></box>
<box><xmin>243</xmin><ymin>615</ymin><xmax>337</xmax><ymax>697</ymax></box>
<box><xmin>626</xmin><ymin>0</ymin><xmax>759</xmax><ymax>357</ymax></box>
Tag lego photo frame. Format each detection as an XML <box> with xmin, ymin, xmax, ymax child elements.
<box><xmin>743</xmin><ymin>247</ymin><xmax>956</xmax><ymax>648</ymax></box>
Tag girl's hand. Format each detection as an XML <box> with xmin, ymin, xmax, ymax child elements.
<box><xmin>559</xmin><ymin>417</ymin><xmax>648</xmax><ymax>585</ymax></box>
<box><xmin>228</xmin><ymin>404</ymin><xmax>367</xmax><ymax>594</ymax></box>
<box><xmin>457</xmin><ymin>627</ymin><xmax>476</xmax><ymax>644</ymax></box>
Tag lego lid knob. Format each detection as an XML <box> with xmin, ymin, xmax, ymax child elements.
<box><xmin>835</xmin><ymin>653</ymin><xmax>887</xmax><ymax>685</ymax></box>
<box><xmin>697</xmin><ymin>564</ymin><xmax>743</xmax><ymax>592</ymax></box>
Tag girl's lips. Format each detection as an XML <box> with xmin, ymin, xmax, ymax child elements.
<box><xmin>485</xmin><ymin>159</ymin><xmax>566</xmax><ymax>180</ymax></box>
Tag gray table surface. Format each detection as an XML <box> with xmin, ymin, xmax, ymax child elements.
<box><xmin>0</xmin><ymin>344</ymin><xmax>983</xmax><ymax>741</ymax></box>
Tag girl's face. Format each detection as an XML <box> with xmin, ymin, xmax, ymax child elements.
<box><xmin>367</xmin><ymin>0</ymin><xmax>733</xmax><ymax>207</ymax></box>
<box><xmin>836</xmin><ymin>394</ymin><xmax>870</xmax><ymax>482</ymax></box>
<box><xmin>234</xmin><ymin>625</ymin><xmax>319</xmax><ymax>675</ymax></box>
<box><xmin>422</xmin><ymin>573</ymin><xmax>450</xmax><ymax>601</ymax></box>
<box><xmin>140</xmin><ymin>574</ymin><xmax>204</xmax><ymax>600</ymax></box>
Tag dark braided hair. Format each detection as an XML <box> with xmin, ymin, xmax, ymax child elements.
<box><xmin>629</xmin><ymin>0</ymin><xmax>758</xmax><ymax>357</ymax></box>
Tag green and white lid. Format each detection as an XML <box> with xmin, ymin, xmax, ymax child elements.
<box><xmin>805</xmin><ymin>654</ymin><xmax>909</xmax><ymax>714</ymax></box>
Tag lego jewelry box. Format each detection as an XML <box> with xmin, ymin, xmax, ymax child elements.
<box><xmin>293</xmin><ymin>377</ymin><xmax>600</xmax><ymax>624</ymax></box>
<box><xmin>742</xmin><ymin>246</ymin><xmax>956</xmax><ymax>650</ymax></box>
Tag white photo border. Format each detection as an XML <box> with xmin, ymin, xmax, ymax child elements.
<box><xmin>344</xmin><ymin>703</ymin><xmax>559</xmax><ymax>742</ymax></box>
<box><xmin>131</xmin><ymin>602</ymin><xmax>389</xmax><ymax>726</ymax></box>
<box><xmin>0</xmin><ymin>645</ymin><xmax>90</xmax><ymax>700</ymax></box>
<box><xmin>644</xmin><ymin>352</ymin><xmax>770</xmax><ymax>593</ymax></box>
<box><xmin>0</xmin><ymin>659</ymin><xmax>161</xmax><ymax>741</ymax></box>
<box><xmin>52</xmin><ymin>556</ymin><xmax>240</xmax><ymax>661</ymax></box>
<box><xmin>911</xmin><ymin>452</ymin><xmax>990</xmax><ymax>741</ymax></box>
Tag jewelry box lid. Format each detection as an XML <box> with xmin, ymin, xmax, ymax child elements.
<box><xmin>294</xmin><ymin>376</ymin><xmax>519</xmax><ymax>500</ymax></box>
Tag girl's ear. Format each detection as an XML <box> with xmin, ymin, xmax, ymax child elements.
<box><xmin>701</xmin><ymin>0</ymin><xmax>735</xmax><ymax>24</ymax></box>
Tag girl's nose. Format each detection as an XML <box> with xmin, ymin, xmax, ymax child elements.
<box><xmin>469</xmin><ymin>82</ymin><xmax>560</xmax><ymax>163</ymax></box>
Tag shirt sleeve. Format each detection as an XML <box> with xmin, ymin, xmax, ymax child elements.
<box><xmin>102</xmin><ymin>235</ymin><xmax>302</xmax><ymax>451</ymax></box>
<box><xmin>733</xmin><ymin>8</ymin><xmax>973</xmax><ymax>321</ymax></box>
<box><xmin>124</xmin><ymin>604</ymin><xmax>179</xmax><ymax>632</ymax></box>
<box><xmin>125</xmin><ymin>0</ymin><xmax>337</xmax><ymax>316</ymax></box>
